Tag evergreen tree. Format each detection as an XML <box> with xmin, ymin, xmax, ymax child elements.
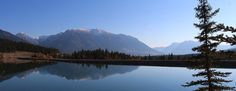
<box><xmin>183</xmin><ymin>0</ymin><xmax>235</xmax><ymax>90</ymax></box>
<box><xmin>192</xmin><ymin>0</ymin><xmax>221</xmax><ymax>56</ymax></box>
<box><xmin>193</xmin><ymin>0</ymin><xmax>236</xmax><ymax>57</ymax></box>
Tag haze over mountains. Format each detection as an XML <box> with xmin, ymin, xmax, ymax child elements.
<box><xmin>154</xmin><ymin>41</ymin><xmax>234</xmax><ymax>55</ymax></box>
<box><xmin>0</xmin><ymin>29</ymin><xmax>160</xmax><ymax>55</ymax></box>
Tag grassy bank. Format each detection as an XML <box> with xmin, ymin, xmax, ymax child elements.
<box><xmin>0</xmin><ymin>51</ymin><xmax>53</xmax><ymax>63</ymax></box>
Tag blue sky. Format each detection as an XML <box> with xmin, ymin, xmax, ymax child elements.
<box><xmin>0</xmin><ymin>0</ymin><xmax>236</xmax><ymax>47</ymax></box>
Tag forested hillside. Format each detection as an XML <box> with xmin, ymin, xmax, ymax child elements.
<box><xmin>0</xmin><ymin>39</ymin><xmax>59</xmax><ymax>54</ymax></box>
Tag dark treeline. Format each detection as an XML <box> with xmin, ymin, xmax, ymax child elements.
<box><xmin>142</xmin><ymin>50</ymin><xmax>236</xmax><ymax>61</ymax></box>
<box><xmin>62</xmin><ymin>49</ymin><xmax>141</xmax><ymax>60</ymax></box>
<box><xmin>61</xmin><ymin>48</ymin><xmax>236</xmax><ymax>60</ymax></box>
<box><xmin>142</xmin><ymin>54</ymin><xmax>194</xmax><ymax>61</ymax></box>
<box><xmin>0</xmin><ymin>39</ymin><xmax>59</xmax><ymax>54</ymax></box>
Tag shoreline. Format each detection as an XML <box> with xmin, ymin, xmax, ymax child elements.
<box><xmin>0</xmin><ymin>52</ymin><xmax>53</xmax><ymax>63</ymax></box>
<box><xmin>17</xmin><ymin>58</ymin><xmax>236</xmax><ymax>69</ymax></box>
<box><xmin>56</xmin><ymin>59</ymin><xmax>236</xmax><ymax>69</ymax></box>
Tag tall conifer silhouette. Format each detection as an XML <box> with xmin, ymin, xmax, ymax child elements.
<box><xmin>183</xmin><ymin>0</ymin><xmax>236</xmax><ymax>90</ymax></box>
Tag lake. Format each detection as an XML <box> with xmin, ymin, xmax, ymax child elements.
<box><xmin>0</xmin><ymin>61</ymin><xmax>235</xmax><ymax>91</ymax></box>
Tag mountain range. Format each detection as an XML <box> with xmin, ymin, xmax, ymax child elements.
<box><xmin>0</xmin><ymin>29</ymin><xmax>160</xmax><ymax>55</ymax></box>
<box><xmin>2</xmin><ymin>28</ymin><xmax>234</xmax><ymax>55</ymax></box>
<box><xmin>16</xmin><ymin>33</ymin><xmax>39</xmax><ymax>44</ymax></box>
<box><xmin>0</xmin><ymin>29</ymin><xmax>25</xmax><ymax>42</ymax></box>
<box><xmin>154</xmin><ymin>41</ymin><xmax>234</xmax><ymax>55</ymax></box>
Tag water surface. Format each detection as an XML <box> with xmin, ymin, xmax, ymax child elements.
<box><xmin>0</xmin><ymin>62</ymin><xmax>235</xmax><ymax>91</ymax></box>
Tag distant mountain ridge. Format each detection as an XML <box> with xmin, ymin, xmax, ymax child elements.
<box><xmin>12</xmin><ymin>29</ymin><xmax>159</xmax><ymax>55</ymax></box>
<box><xmin>2</xmin><ymin>29</ymin><xmax>235</xmax><ymax>55</ymax></box>
<box><xmin>154</xmin><ymin>40</ymin><xmax>233</xmax><ymax>55</ymax></box>
<box><xmin>16</xmin><ymin>33</ymin><xmax>39</xmax><ymax>44</ymax></box>
<box><xmin>38</xmin><ymin>29</ymin><xmax>160</xmax><ymax>55</ymax></box>
<box><xmin>0</xmin><ymin>29</ymin><xmax>25</xmax><ymax>42</ymax></box>
<box><xmin>0</xmin><ymin>29</ymin><xmax>59</xmax><ymax>53</ymax></box>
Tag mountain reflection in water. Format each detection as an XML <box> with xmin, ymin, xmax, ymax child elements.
<box><xmin>0</xmin><ymin>62</ymin><xmax>50</xmax><ymax>82</ymax></box>
<box><xmin>38</xmin><ymin>62</ymin><xmax>138</xmax><ymax>80</ymax></box>
<box><xmin>0</xmin><ymin>62</ymin><xmax>138</xmax><ymax>82</ymax></box>
<box><xmin>2</xmin><ymin>61</ymin><xmax>236</xmax><ymax>91</ymax></box>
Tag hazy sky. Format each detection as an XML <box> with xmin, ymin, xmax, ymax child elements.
<box><xmin>0</xmin><ymin>0</ymin><xmax>236</xmax><ymax>47</ymax></box>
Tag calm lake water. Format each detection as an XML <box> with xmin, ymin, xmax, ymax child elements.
<box><xmin>0</xmin><ymin>62</ymin><xmax>235</xmax><ymax>91</ymax></box>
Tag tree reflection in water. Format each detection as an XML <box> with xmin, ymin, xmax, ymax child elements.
<box><xmin>183</xmin><ymin>60</ymin><xmax>235</xmax><ymax>91</ymax></box>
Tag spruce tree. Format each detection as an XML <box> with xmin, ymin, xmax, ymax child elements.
<box><xmin>183</xmin><ymin>0</ymin><xmax>235</xmax><ymax>90</ymax></box>
<box><xmin>193</xmin><ymin>0</ymin><xmax>236</xmax><ymax>58</ymax></box>
<box><xmin>192</xmin><ymin>0</ymin><xmax>221</xmax><ymax>57</ymax></box>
